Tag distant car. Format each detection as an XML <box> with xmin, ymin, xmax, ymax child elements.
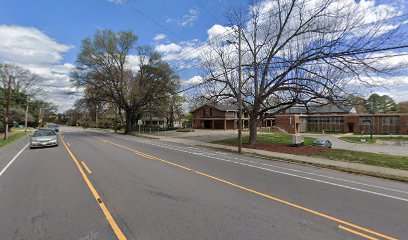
<box><xmin>30</xmin><ymin>129</ymin><xmax>58</xmax><ymax>148</ymax></box>
<box><xmin>312</xmin><ymin>139</ymin><xmax>332</xmax><ymax>148</ymax></box>
<box><xmin>46</xmin><ymin>123</ymin><xmax>59</xmax><ymax>132</ymax></box>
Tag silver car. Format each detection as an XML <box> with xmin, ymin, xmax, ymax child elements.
<box><xmin>312</xmin><ymin>139</ymin><xmax>332</xmax><ymax>148</ymax></box>
<box><xmin>46</xmin><ymin>123</ymin><xmax>59</xmax><ymax>132</ymax></box>
<box><xmin>30</xmin><ymin>129</ymin><xmax>58</xmax><ymax>148</ymax></box>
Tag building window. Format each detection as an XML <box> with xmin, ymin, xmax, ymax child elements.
<box><xmin>203</xmin><ymin>108</ymin><xmax>206</xmax><ymax>116</ymax></box>
<box><xmin>381</xmin><ymin>116</ymin><xmax>399</xmax><ymax>134</ymax></box>
<box><xmin>360</xmin><ymin>117</ymin><xmax>373</xmax><ymax>126</ymax></box>
<box><xmin>210</xmin><ymin>108</ymin><xmax>213</xmax><ymax>116</ymax></box>
<box><xmin>382</xmin><ymin>116</ymin><xmax>399</xmax><ymax>125</ymax></box>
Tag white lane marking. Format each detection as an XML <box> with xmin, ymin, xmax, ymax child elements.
<box><xmin>0</xmin><ymin>143</ymin><xmax>29</xmax><ymax>177</ymax></box>
<box><xmin>112</xmin><ymin>135</ymin><xmax>408</xmax><ymax>195</ymax></box>
<box><xmin>93</xmin><ymin>133</ymin><xmax>408</xmax><ymax>201</ymax></box>
<box><xmin>67</xmin><ymin>143</ymin><xmax>71</xmax><ymax>147</ymax></box>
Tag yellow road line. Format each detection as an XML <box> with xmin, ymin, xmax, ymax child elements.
<box><xmin>339</xmin><ymin>225</ymin><xmax>379</xmax><ymax>240</ymax></box>
<box><xmin>92</xmin><ymin>135</ymin><xmax>398</xmax><ymax>240</ymax></box>
<box><xmin>81</xmin><ymin>161</ymin><xmax>93</xmax><ymax>174</ymax></box>
<box><xmin>61</xmin><ymin>135</ymin><xmax>127</xmax><ymax>240</ymax></box>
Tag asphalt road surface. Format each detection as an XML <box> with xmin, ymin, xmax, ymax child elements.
<box><xmin>0</xmin><ymin>126</ymin><xmax>407</xmax><ymax>240</ymax></box>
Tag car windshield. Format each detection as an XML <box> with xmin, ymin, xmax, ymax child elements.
<box><xmin>33</xmin><ymin>131</ymin><xmax>55</xmax><ymax>137</ymax></box>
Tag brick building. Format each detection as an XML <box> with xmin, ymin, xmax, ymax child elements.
<box><xmin>191</xmin><ymin>104</ymin><xmax>408</xmax><ymax>134</ymax></box>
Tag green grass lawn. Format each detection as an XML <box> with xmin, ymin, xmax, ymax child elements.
<box><xmin>215</xmin><ymin>132</ymin><xmax>316</xmax><ymax>145</ymax></box>
<box><xmin>340</xmin><ymin>136</ymin><xmax>408</xmax><ymax>144</ymax></box>
<box><xmin>215</xmin><ymin>133</ymin><xmax>408</xmax><ymax>170</ymax></box>
<box><xmin>312</xmin><ymin>149</ymin><xmax>408</xmax><ymax>170</ymax></box>
<box><xmin>305</xmin><ymin>130</ymin><xmax>345</xmax><ymax>135</ymax></box>
<box><xmin>0</xmin><ymin>132</ymin><xmax>28</xmax><ymax>148</ymax></box>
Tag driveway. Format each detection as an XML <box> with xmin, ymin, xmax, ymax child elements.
<box><xmin>302</xmin><ymin>134</ymin><xmax>408</xmax><ymax>156</ymax></box>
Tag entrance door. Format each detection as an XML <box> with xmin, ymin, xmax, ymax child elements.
<box><xmin>204</xmin><ymin>120</ymin><xmax>212</xmax><ymax>129</ymax></box>
<box><xmin>348</xmin><ymin>123</ymin><xmax>354</xmax><ymax>133</ymax></box>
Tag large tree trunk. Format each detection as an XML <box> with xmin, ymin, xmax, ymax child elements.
<box><xmin>124</xmin><ymin>110</ymin><xmax>134</xmax><ymax>134</ymax></box>
<box><xmin>248</xmin><ymin>115</ymin><xmax>258</xmax><ymax>144</ymax></box>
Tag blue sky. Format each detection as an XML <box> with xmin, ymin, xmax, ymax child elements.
<box><xmin>0</xmin><ymin>0</ymin><xmax>407</xmax><ymax>111</ymax></box>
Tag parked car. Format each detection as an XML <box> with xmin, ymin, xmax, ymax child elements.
<box><xmin>312</xmin><ymin>139</ymin><xmax>332</xmax><ymax>148</ymax></box>
<box><xmin>46</xmin><ymin>123</ymin><xmax>59</xmax><ymax>132</ymax></box>
<box><xmin>30</xmin><ymin>129</ymin><xmax>58</xmax><ymax>148</ymax></box>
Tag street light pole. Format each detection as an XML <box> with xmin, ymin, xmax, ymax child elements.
<box><xmin>25</xmin><ymin>95</ymin><xmax>29</xmax><ymax>132</ymax></box>
<box><xmin>238</xmin><ymin>26</ymin><xmax>243</xmax><ymax>154</ymax></box>
<box><xmin>3</xmin><ymin>75</ymin><xmax>12</xmax><ymax>140</ymax></box>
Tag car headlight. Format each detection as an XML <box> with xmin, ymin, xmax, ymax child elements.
<box><xmin>49</xmin><ymin>139</ymin><xmax>57</xmax><ymax>143</ymax></box>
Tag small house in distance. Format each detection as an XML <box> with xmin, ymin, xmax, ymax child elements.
<box><xmin>191</xmin><ymin>104</ymin><xmax>244</xmax><ymax>130</ymax></box>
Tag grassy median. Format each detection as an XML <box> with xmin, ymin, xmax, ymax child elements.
<box><xmin>0</xmin><ymin>132</ymin><xmax>28</xmax><ymax>148</ymax></box>
<box><xmin>340</xmin><ymin>136</ymin><xmax>408</xmax><ymax>144</ymax></box>
<box><xmin>217</xmin><ymin>132</ymin><xmax>316</xmax><ymax>145</ymax></box>
<box><xmin>214</xmin><ymin>133</ymin><xmax>408</xmax><ymax>170</ymax></box>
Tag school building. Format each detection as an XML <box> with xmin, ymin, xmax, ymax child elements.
<box><xmin>191</xmin><ymin>104</ymin><xmax>408</xmax><ymax>134</ymax></box>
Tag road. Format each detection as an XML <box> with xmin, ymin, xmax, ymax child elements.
<box><xmin>0</xmin><ymin>127</ymin><xmax>407</xmax><ymax>240</ymax></box>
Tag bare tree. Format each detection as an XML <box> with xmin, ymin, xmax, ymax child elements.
<box><xmin>201</xmin><ymin>0</ymin><xmax>408</xmax><ymax>144</ymax></box>
<box><xmin>0</xmin><ymin>63</ymin><xmax>41</xmax><ymax>95</ymax></box>
<box><xmin>72</xmin><ymin>30</ymin><xmax>179</xmax><ymax>133</ymax></box>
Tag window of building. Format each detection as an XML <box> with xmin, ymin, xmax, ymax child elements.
<box><xmin>203</xmin><ymin>108</ymin><xmax>206</xmax><ymax>116</ymax></box>
<box><xmin>360</xmin><ymin>117</ymin><xmax>373</xmax><ymax>125</ymax></box>
<box><xmin>210</xmin><ymin>108</ymin><xmax>213</xmax><ymax>116</ymax></box>
<box><xmin>382</xmin><ymin>116</ymin><xmax>399</xmax><ymax>125</ymax></box>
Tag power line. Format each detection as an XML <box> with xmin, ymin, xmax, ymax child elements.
<box><xmin>128</xmin><ymin>5</ymin><xmax>186</xmax><ymax>42</ymax></box>
<box><xmin>195</xmin><ymin>0</ymin><xmax>223</xmax><ymax>24</ymax></box>
<box><xmin>167</xmin><ymin>10</ymin><xmax>408</xmax><ymax>73</ymax></box>
<box><xmin>176</xmin><ymin>48</ymin><xmax>408</xmax><ymax>94</ymax></box>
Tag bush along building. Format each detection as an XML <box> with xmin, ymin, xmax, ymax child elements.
<box><xmin>191</xmin><ymin>104</ymin><xmax>408</xmax><ymax>134</ymax></box>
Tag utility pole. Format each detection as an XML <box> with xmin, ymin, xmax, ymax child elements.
<box><xmin>3</xmin><ymin>75</ymin><xmax>12</xmax><ymax>140</ymax></box>
<box><xmin>38</xmin><ymin>103</ymin><xmax>44</xmax><ymax>128</ymax></box>
<box><xmin>238</xmin><ymin>25</ymin><xmax>243</xmax><ymax>154</ymax></box>
<box><xmin>25</xmin><ymin>95</ymin><xmax>29</xmax><ymax>132</ymax></box>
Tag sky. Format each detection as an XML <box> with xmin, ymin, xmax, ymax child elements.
<box><xmin>0</xmin><ymin>0</ymin><xmax>407</xmax><ymax>112</ymax></box>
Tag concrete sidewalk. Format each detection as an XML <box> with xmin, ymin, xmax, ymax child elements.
<box><xmin>133</xmin><ymin>133</ymin><xmax>408</xmax><ymax>181</ymax></box>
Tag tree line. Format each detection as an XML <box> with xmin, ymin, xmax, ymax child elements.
<box><xmin>353</xmin><ymin>94</ymin><xmax>408</xmax><ymax>114</ymax></box>
<box><xmin>1</xmin><ymin>64</ymin><xmax>57</xmax><ymax>131</ymax></box>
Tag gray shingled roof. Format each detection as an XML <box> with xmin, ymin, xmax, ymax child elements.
<box><xmin>285</xmin><ymin>104</ymin><xmax>355</xmax><ymax>114</ymax></box>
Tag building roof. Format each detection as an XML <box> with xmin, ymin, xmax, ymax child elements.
<box><xmin>191</xmin><ymin>104</ymin><xmax>238</xmax><ymax>113</ymax></box>
<box><xmin>285</xmin><ymin>104</ymin><xmax>356</xmax><ymax>114</ymax></box>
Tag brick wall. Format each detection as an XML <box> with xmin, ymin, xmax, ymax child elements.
<box><xmin>276</xmin><ymin>115</ymin><xmax>298</xmax><ymax>134</ymax></box>
<box><xmin>399</xmin><ymin>115</ymin><xmax>408</xmax><ymax>134</ymax></box>
<box><xmin>192</xmin><ymin>106</ymin><xmax>226</xmax><ymax>118</ymax></box>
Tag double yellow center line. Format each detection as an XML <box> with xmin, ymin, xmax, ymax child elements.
<box><xmin>92</xmin><ymin>135</ymin><xmax>398</xmax><ymax>240</ymax></box>
<box><xmin>60</xmin><ymin>134</ymin><xmax>127</xmax><ymax>240</ymax></box>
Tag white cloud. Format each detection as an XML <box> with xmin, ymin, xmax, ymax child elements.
<box><xmin>0</xmin><ymin>25</ymin><xmax>72</xmax><ymax>64</ymax></box>
<box><xmin>107</xmin><ymin>0</ymin><xmax>126</xmax><ymax>4</ymax></box>
<box><xmin>0</xmin><ymin>25</ymin><xmax>78</xmax><ymax>112</ymax></box>
<box><xmin>153</xmin><ymin>33</ymin><xmax>167</xmax><ymax>41</ymax></box>
<box><xmin>207</xmin><ymin>24</ymin><xmax>233</xmax><ymax>41</ymax></box>
<box><xmin>372</xmin><ymin>84</ymin><xmax>408</xmax><ymax>102</ymax></box>
<box><xmin>155</xmin><ymin>43</ymin><xmax>182</xmax><ymax>53</ymax></box>
<box><xmin>167</xmin><ymin>9</ymin><xmax>200</xmax><ymax>27</ymax></box>
<box><xmin>180</xmin><ymin>9</ymin><xmax>199</xmax><ymax>27</ymax></box>
<box><xmin>23</xmin><ymin>63</ymin><xmax>80</xmax><ymax>112</ymax></box>
<box><xmin>182</xmin><ymin>75</ymin><xmax>203</xmax><ymax>85</ymax></box>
